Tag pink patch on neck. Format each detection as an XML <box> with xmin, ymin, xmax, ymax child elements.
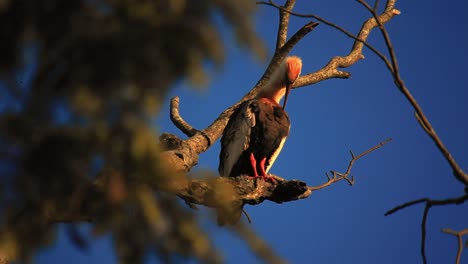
<box><xmin>287</xmin><ymin>57</ymin><xmax>302</xmax><ymax>83</ymax></box>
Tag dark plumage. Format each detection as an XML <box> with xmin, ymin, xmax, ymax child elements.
<box><xmin>219</xmin><ymin>98</ymin><xmax>290</xmax><ymax>177</ymax></box>
<box><xmin>216</xmin><ymin>56</ymin><xmax>302</xmax><ymax>225</ymax></box>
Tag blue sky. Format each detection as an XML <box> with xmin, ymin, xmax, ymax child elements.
<box><xmin>35</xmin><ymin>1</ymin><xmax>468</xmax><ymax>263</ymax></box>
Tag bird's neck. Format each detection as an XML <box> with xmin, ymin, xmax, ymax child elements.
<box><xmin>257</xmin><ymin>84</ymin><xmax>286</xmax><ymax>105</ymax></box>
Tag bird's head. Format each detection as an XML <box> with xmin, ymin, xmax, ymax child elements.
<box><xmin>283</xmin><ymin>56</ymin><xmax>302</xmax><ymax>109</ymax></box>
<box><xmin>258</xmin><ymin>56</ymin><xmax>302</xmax><ymax>109</ymax></box>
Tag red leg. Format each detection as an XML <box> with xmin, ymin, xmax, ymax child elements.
<box><xmin>249</xmin><ymin>153</ymin><xmax>260</xmax><ymax>178</ymax></box>
<box><xmin>259</xmin><ymin>157</ymin><xmax>276</xmax><ymax>183</ymax></box>
<box><xmin>259</xmin><ymin>157</ymin><xmax>267</xmax><ymax>176</ymax></box>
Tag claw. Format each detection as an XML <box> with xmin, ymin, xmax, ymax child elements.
<box><xmin>259</xmin><ymin>157</ymin><xmax>276</xmax><ymax>184</ymax></box>
<box><xmin>263</xmin><ymin>175</ymin><xmax>277</xmax><ymax>183</ymax></box>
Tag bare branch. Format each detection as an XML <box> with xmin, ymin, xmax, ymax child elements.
<box><xmin>160</xmin><ymin>0</ymin><xmax>401</xmax><ymax>177</ymax></box>
<box><xmin>384</xmin><ymin>198</ymin><xmax>428</xmax><ymax>216</ymax></box>
<box><xmin>292</xmin><ymin>5</ymin><xmax>399</xmax><ymax>88</ymax></box>
<box><xmin>421</xmin><ymin>203</ymin><xmax>430</xmax><ymax>264</ymax></box>
<box><xmin>5</xmin><ymin>136</ymin><xmax>391</xmax><ymax>232</ymax></box>
<box><xmin>442</xmin><ymin>228</ymin><xmax>468</xmax><ymax>264</ymax></box>
<box><xmin>355</xmin><ymin>1</ymin><xmax>468</xmax><ymax>259</ymax></box>
<box><xmin>357</xmin><ymin>0</ymin><xmax>468</xmax><ymax>185</ymax></box>
<box><xmin>373</xmin><ymin>0</ymin><xmax>380</xmax><ymax>11</ymax></box>
<box><xmin>385</xmin><ymin>194</ymin><xmax>468</xmax><ymax>264</ymax></box>
<box><xmin>171</xmin><ymin>21</ymin><xmax>320</xmax><ymax>169</ymax></box>
<box><xmin>309</xmin><ymin>138</ymin><xmax>391</xmax><ymax>191</ymax></box>
<box><xmin>170</xmin><ymin>96</ymin><xmax>198</xmax><ymax>137</ymax></box>
<box><xmin>386</xmin><ymin>195</ymin><xmax>468</xmax><ymax>216</ymax></box>
<box><xmin>258</xmin><ymin>0</ymin><xmax>398</xmax><ymax>84</ymax></box>
<box><xmin>275</xmin><ymin>0</ymin><xmax>296</xmax><ymax>50</ymax></box>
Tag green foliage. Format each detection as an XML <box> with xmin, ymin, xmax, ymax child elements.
<box><xmin>0</xmin><ymin>0</ymin><xmax>264</xmax><ymax>262</ymax></box>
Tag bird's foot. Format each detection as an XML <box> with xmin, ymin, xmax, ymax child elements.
<box><xmin>247</xmin><ymin>174</ymin><xmax>275</xmax><ymax>183</ymax></box>
<box><xmin>262</xmin><ymin>174</ymin><xmax>277</xmax><ymax>184</ymax></box>
<box><xmin>258</xmin><ymin>157</ymin><xmax>276</xmax><ymax>184</ymax></box>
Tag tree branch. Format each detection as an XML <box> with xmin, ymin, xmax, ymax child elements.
<box><xmin>350</xmin><ymin>1</ymin><xmax>468</xmax><ymax>262</ymax></box>
<box><xmin>1</xmin><ymin>137</ymin><xmax>390</xmax><ymax>242</ymax></box>
<box><xmin>164</xmin><ymin>1</ymin><xmax>399</xmax><ymax>174</ymax></box>
<box><xmin>164</xmin><ymin>21</ymin><xmax>320</xmax><ymax>173</ymax></box>
<box><xmin>257</xmin><ymin>0</ymin><xmax>399</xmax><ymax>86</ymax></box>
<box><xmin>385</xmin><ymin>194</ymin><xmax>468</xmax><ymax>264</ymax></box>
<box><xmin>442</xmin><ymin>228</ymin><xmax>468</xmax><ymax>264</ymax></box>
<box><xmin>357</xmin><ymin>0</ymin><xmax>468</xmax><ymax>186</ymax></box>
<box><xmin>293</xmin><ymin>5</ymin><xmax>400</xmax><ymax>88</ymax></box>
<box><xmin>275</xmin><ymin>0</ymin><xmax>296</xmax><ymax>51</ymax></box>
<box><xmin>310</xmin><ymin>138</ymin><xmax>391</xmax><ymax>191</ymax></box>
<box><xmin>170</xmin><ymin>96</ymin><xmax>198</xmax><ymax>137</ymax></box>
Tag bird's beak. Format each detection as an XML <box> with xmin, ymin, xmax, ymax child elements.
<box><xmin>282</xmin><ymin>82</ymin><xmax>292</xmax><ymax>109</ymax></box>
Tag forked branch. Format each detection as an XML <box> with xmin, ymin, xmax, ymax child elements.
<box><xmin>165</xmin><ymin>0</ymin><xmax>399</xmax><ymax>176</ymax></box>
<box><xmin>385</xmin><ymin>194</ymin><xmax>468</xmax><ymax>263</ymax></box>
<box><xmin>356</xmin><ymin>0</ymin><xmax>468</xmax><ymax>185</ymax></box>
<box><xmin>345</xmin><ymin>0</ymin><xmax>468</xmax><ymax>263</ymax></box>
<box><xmin>442</xmin><ymin>228</ymin><xmax>468</xmax><ymax>264</ymax></box>
<box><xmin>309</xmin><ymin>138</ymin><xmax>391</xmax><ymax>191</ymax></box>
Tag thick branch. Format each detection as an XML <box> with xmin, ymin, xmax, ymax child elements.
<box><xmin>11</xmin><ymin>138</ymin><xmax>390</xmax><ymax>228</ymax></box>
<box><xmin>0</xmin><ymin>135</ymin><xmax>389</xmax><ymax>264</ymax></box>
<box><xmin>178</xmin><ymin>175</ymin><xmax>310</xmax><ymax>207</ymax></box>
<box><xmin>293</xmin><ymin>5</ymin><xmax>400</xmax><ymax>88</ymax></box>
<box><xmin>165</xmin><ymin>21</ymin><xmax>319</xmax><ymax>173</ymax></box>
<box><xmin>258</xmin><ymin>0</ymin><xmax>399</xmax><ymax>88</ymax></box>
<box><xmin>275</xmin><ymin>0</ymin><xmax>296</xmax><ymax>50</ymax></box>
<box><xmin>164</xmin><ymin>6</ymin><xmax>399</xmax><ymax>173</ymax></box>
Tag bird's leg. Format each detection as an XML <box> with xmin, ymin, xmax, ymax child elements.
<box><xmin>259</xmin><ymin>157</ymin><xmax>276</xmax><ymax>183</ymax></box>
<box><xmin>249</xmin><ymin>153</ymin><xmax>260</xmax><ymax>178</ymax></box>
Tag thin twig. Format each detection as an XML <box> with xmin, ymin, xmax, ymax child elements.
<box><xmin>356</xmin><ymin>2</ymin><xmax>468</xmax><ymax>260</ymax></box>
<box><xmin>357</xmin><ymin>0</ymin><xmax>468</xmax><ymax>185</ymax></box>
<box><xmin>385</xmin><ymin>194</ymin><xmax>468</xmax><ymax>264</ymax></box>
<box><xmin>385</xmin><ymin>194</ymin><xmax>468</xmax><ymax>216</ymax></box>
<box><xmin>242</xmin><ymin>209</ymin><xmax>253</xmax><ymax>224</ymax></box>
<box><xmin>257</xmin><ymin>0</ymin><xmax>395</xmax><ymax>72</ymax></box>
<box><xmin>373</xmin><ymin>0</ymin><xmax>380</xmax><ymax>11</ymax></box>
<box><xmin>442</xmin><ymin>228</ymin><xmax>468</xmax><ymax>264</ymax></box>
<box><xmin>384</xmin><ymin>198</ymin><xmax>428</xmax><ymax>216</ymax></box>
<box><xmin>309</xmin><ymin>138</ymin><xmax>392</xmax><ymax>191</ymax></box>
<box><xmin>421</xmin><ymin>204</ymin><xmax>430</xmax><ymax>264</ymax></box>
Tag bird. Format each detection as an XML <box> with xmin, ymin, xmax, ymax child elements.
<box><xmin>216</xmin><ymin>56</ymin><xmax>301</xmax><ymax>225</ymax></box>
<box><xmin>219</xmin><ymin>55</ymin><xmax>302</xmax><ymax>183</ymax></box>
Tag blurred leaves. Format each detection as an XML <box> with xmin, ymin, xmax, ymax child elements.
<box><xmin>0</xmin><ymin>0</ymin><xmax>264</xmax><ymax>263</ymax></box>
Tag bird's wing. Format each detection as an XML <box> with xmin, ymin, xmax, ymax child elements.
<box><xmin>265</xmin><ymin>135</ymin><xmax>287</xmax><ymax>173</ymax></box>
<box><xmin>266</xmin><ymin>106</ymin><xmax>290</xmax><ymax>173</ymax></box>
<box><xmin>219</xmin><ymin>101</ymin><xmax>256</xmax><ymax>176</ymax></box>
